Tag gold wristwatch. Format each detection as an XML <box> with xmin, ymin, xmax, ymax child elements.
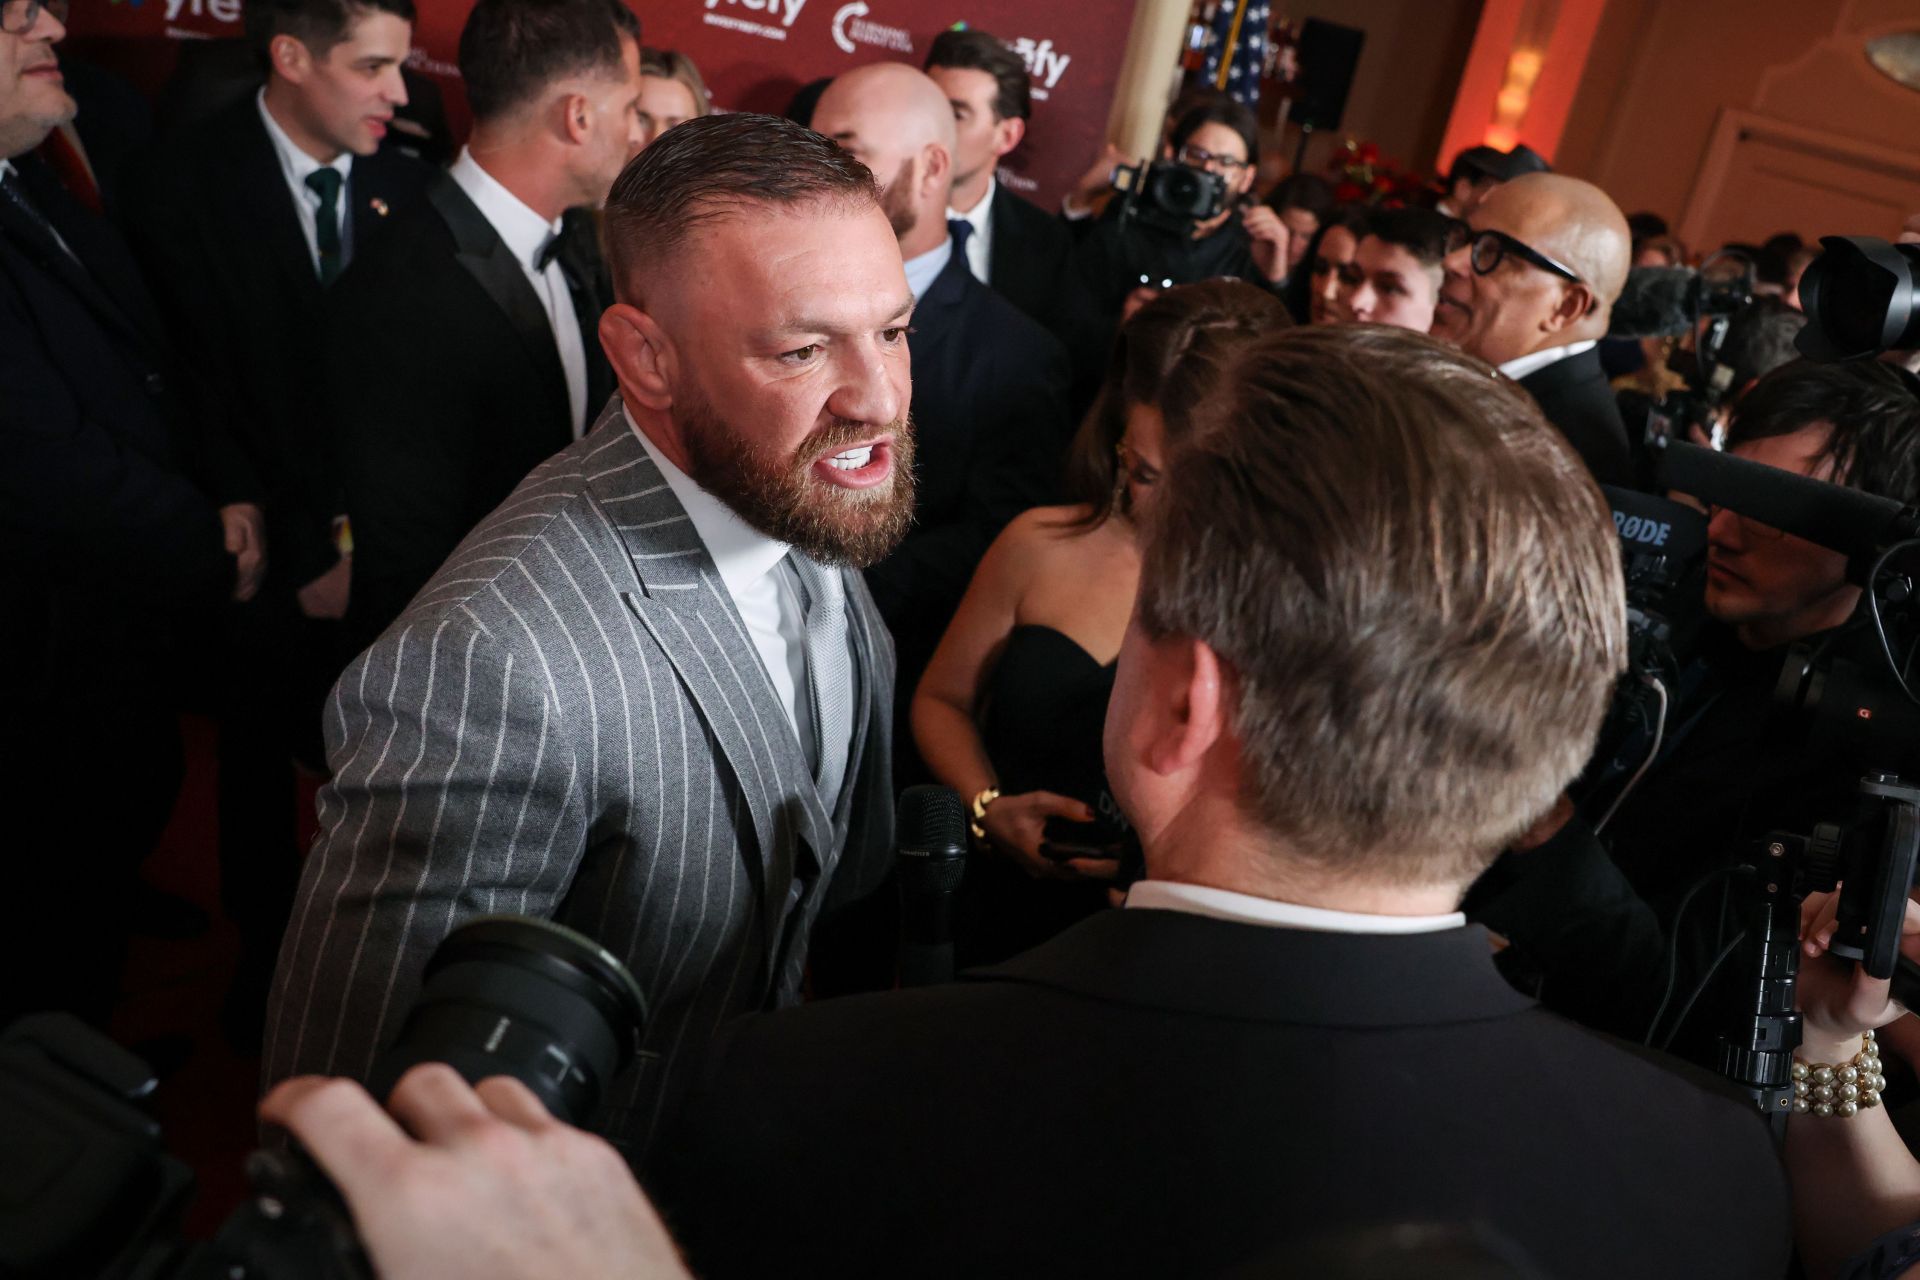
<box><xmin>969</xmin><ymin>787</ymin><xmax>1001</xmax><ymax>842</ymax></box>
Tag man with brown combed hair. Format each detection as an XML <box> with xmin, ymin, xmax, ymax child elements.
<box><xmin>657</xmin><ymin>325</ymin><xmax>1788</xmax><ymax>1280</ymax></box>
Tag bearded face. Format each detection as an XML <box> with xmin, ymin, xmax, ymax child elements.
<box><xmin>677</xmin><ymin>379</ymin><xmax>917</xmax><ymax>568</ymax></box>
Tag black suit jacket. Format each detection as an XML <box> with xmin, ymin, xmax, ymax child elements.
<box><xmin>0</xmin><ymin>155</ymin><xmax>231</xmax><ymax>705</ymax></box>
<box><xmin>1517</xmin><ymin>345</ymin><xmax>1635</xmax><ymax>487</ymax></box>
<box><xmin>659</xmin><ymin>909</ymin><xmax>1790</xmax><ymax>1280</ymax></box>
<box><xmin>331</xmin><ymin>172</ymin><xmax>614</xmax><ymax>649</ymax></box>
<box><xmin>865</xmin><ymin>243</ymin><xmax>1071</xmax><ymax>673</ymax></box>
<box><xmin>985</xmin><ymin>182</ymin><xmax>1107</xmax><ymax>414</ymax></box>
<box><xmin>124</xmin><ymin>95</ymin><xmax>430</xmax><ymax>588</ymax></box>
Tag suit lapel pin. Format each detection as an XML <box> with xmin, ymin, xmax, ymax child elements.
<box><xmin>369</xmin><ymin>197</ymin><xmax>390</xmax><ymax>217</ymax></box>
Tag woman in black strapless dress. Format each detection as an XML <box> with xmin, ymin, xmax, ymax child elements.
<box><xmin>911</xmin><ymin>281</ymin><xmax>1291</xmax><ymax>966</ymax></box>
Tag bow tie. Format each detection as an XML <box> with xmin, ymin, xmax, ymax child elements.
<box><xmin>537</xmin><ymin>229</ymin><xmax>564</xmax><ymax>274</ymax></box>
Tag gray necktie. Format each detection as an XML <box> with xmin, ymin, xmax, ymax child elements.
<box><xmin>791</xmin><ymin>554</ymin><xmax>851</xmax><ymax>805</ymax></box>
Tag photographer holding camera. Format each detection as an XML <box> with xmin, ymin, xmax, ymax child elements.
<box><xmin>1468</xmin><ymin>358</ymin><xmax>1920</xmax><ymax>1062</ymax></box>
<box><xmin>1067</xmin><ymin>99</ymin><xmax>1289</xmax><ymax>333</ymax></box>
<box><xmin>257</xmin><ymin>1066</ymin><xmax>691</xmax><ymax>1280</ymax></box>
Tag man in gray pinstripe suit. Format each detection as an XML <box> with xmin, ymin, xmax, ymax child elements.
<box><xmin>265</xmin><ymin>112</ymin><xmax>918</xmax><ymax>1162</ymax></box>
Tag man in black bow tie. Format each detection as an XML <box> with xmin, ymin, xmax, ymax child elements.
<box><xmin>324</xmin><ymin>0</ymin><xmax>643</xmax><ymax>653</ymax></box>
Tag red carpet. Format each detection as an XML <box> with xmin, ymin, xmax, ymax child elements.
<box><xmin>107</xmin><ymin>714</ymin><xmax>320</xmax><ymax>1238</ymax></box>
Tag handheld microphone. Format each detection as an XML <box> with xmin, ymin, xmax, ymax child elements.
<box><xmin>895</xmin><ymin>785</ymin><xmax>968</xmax><ymax>988</ymax></box>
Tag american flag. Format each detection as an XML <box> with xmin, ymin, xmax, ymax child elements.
<box><xmin>1196</xmin><ymin>0</ymin><xmax>1271</xmax><ymax>109</ymax></box>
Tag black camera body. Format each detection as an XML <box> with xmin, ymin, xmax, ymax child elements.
<box><xmin>1110</xmin><ymin>159</ymin><xmax>1228</xmax><ymax>238</ymax></box>
<box><xmin>0</xmin><ymin>916</ymin><xmax>647</xmax><ymax>1280</ymax></box>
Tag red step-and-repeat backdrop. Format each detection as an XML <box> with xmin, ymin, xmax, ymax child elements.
<box><xmin>65</xmin><ymin>0</ymin><xmax>1138</xmax><ymax>209</ymax></box>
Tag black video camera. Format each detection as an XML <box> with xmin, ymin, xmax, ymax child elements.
<box><xmin>1614</xmin><ymin>253</ymin><xmax>1757</xmax><ymax>454</ymax></box>
<box><xmin>1110</xmin><ymin>159</ymin><xmax>1228</xmax><ymax>238</ymax></box>
<box><xmin>1583</xmin><ymin>487</ymin><xmax>1710</xmax><ymax>820</ymax></box>
<box><xmin>0</xmin><ymin>916</ymin><xmax>647</xmax><ymax>1280</ymax></box>
<box><xmin>1797</xmin><ymin>235</ymin><xmax>1920</xmax><ymax>362</ymax></box>
<box><xmin>1645</xmin><ymin>434</ymin><xmax>1920</xmax><ymax>1132</ymax></box>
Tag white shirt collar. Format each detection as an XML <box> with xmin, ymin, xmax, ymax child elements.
<box><xmin>449</xmin><ymin>146</ymin><xmax>563</xmax><ymax>275</ymax></box>
<box><xmin>902</xmin><ymin>234</ymin><xmax>954</xmax><ymax>303</ymax></box>
<box><xmin>0</xmin><ymin>158</ymin><xmax>14</xmax><ymax>181</ymax></box>
<box><xmin>1498</xmin><ymin>338</ymin><xmax>1597</xmax><ymax>383</ymax></box>
<box><xmin>623</xmin><ymin>406</ymin><xmax>792</xmax><ymax>596</ymax></box>
<box><xmin>256</xmin><ymin>88</ymin><xmax>352</xmax><ymax>190</ymax></box>
<box><xmin>947</xmin><ymin>173</ymin><xmax>995</xmax><ymax>228</ymax></box>
<box><xmin>1125</xmin><ymin>879</ymin><xmax>1465</xmax><ymax>934</ymax></box>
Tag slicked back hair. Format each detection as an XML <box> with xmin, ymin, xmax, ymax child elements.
<box><xmin>1137</xmin><ymin>325</ymin><xmax>1625</xmax><ymax>884</ymax></box>
<box><xmin>924</xmin><ymin>28</ymin><xmax>1031</xmax><ymax>122</ymax></box>
<box><xmin>603</xmin><ymin>113</ymin><xmax>881</xmax><ymax>304</ymax></box>
<box><xmin>458</xmin><ymin>0</ymin><xmax>641</xmax><ymax>125</ymax></box>
<box><xmin>245</xmin><ymin>0</ymin><xmax>415</xmax><ymax>65</ymax></box>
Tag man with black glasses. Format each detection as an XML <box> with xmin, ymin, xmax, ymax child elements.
<box><xmin>1430</xmin><ymin>171</ymin><xmax>1635</xmax><ymax>486</ymax></box>
<box><xmin>1068</xmin><ymin>100</ymin><xmax>1290</xmax><ymax>334</ymax></box>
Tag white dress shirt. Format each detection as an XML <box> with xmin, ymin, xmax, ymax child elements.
<box><xmin>946</xmin><ymin>175</ymin><xmax>995</xmax><ymax>284</ymax></box>
<box><xmin>450</xmin><ymin>147</ymin><xmax>589</xmax><ymax>437</ymax></box>
<box><xmin>256</xmin><ymin>89</ymin><xmax>354</xmax><ymax>277</ymax></box>
<box><xmin>1126</xmin><ymin>879</ymin><xmax>1465</xmax><ymax>934</ymax></box>
<box><xmin>624</xmin><ymin>409</ymin><xmax>823</xmax><ymax>764</ymax></box>
<box><xmin>902</xmin><ymin>235</ymin><xmax>955</xmax><ymax>304</ymax></box>
<box><xmin>1498</xmin><ymin>338</ymin><xmax>1598</xmax><ymax>384</ymax></box>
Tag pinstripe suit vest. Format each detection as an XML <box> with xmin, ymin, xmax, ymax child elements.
<box><xmin>264</xmin><ymin>400</ymin><xmax>896</xmax><ymax>1162</ymax></box>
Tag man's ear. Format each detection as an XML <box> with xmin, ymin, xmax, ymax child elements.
<box><xmin>1143</xmin><ymin>635</ymin><xmax>1229</xmax><ymax>779</ymax></box>
<box><xmin>560</xmin><ymin>90</ymin><xmax>593</xmax><ymax>146</ymax></box>
<box><xmin>1546</xmin><ymin>281</ymin><xmax>1596</xmax><ymax>334</ymax></box>
<box><xmin>270</xmin><ymin>33</ymin><xmax>314</xmax><ymax>85</ymax></box>
<box><xmin>599</xmin><ymin>303</ymin><xmax>674</xmax><ymax>411</ymax></box>
<box><xmin>923</xmin><ymin>142</ymin><xmax>952</xmax><ymax>199</ymax></box>
<box><xmin>990</xmin><ymin>115</ymin><xmax>1026</xmax><ymax>162</ymax></box>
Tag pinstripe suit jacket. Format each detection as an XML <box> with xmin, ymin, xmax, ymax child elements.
<box><xmin>264</xmin><ymin>401</ymin><xmax>895</xmax><ymax>1161</ymax></box>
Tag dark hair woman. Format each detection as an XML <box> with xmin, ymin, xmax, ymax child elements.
<box><xmin>910</xmin><ymin>279</ymin><xmax>1289</xmax><ymax>965</ymax></box>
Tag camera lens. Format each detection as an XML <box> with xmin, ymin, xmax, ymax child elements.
<box><xmin>365</xmin><ymin>916</ymin><xmax>647</xmax><ymax>1127</ymax></box>
<box><xmin>1797</xmin><ymin>236</ymin><xmax>1920</xmax><ymax>361</ymax></box>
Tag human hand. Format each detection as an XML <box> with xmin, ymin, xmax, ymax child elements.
<box><xmin>1898</xmin><ymin>211</ymin><xmax>1920</xmax><ymax>247</ymax></box>
<box><xmin>980</xmin><ymin>790</ymin><xmax>1117</xmax><ymax>881</ymax></box>
<box><xmin>1066</xmin><ymin>143</ymin><xmax>1134</xmax><ymax>217</ymax></box>
<box><xmin>1797</xmin><ymin>889</ymin><xmax>1920</xmax><ymax>1060</ymax></box>
<box><xmin>1121</xmin><ymin>284</ymin><xmax>1161</xmax><ymax>323</ymax></box>
<box><xmin>258</xmin><ymin>1065</ymin><xmax>690</xmax><ymax>1280</ymax></box>
<box><xmin>1240</xmin><ymin>204</ymin><xmax>1291</xmax><ymax>283</ymax></box>
<box><xmin>220</xmin><ymin>502</ymin><xmax>268</xmax><ymax>603</ymax></box>
<box><xmin>298</xmin><ymin>555</ymin><xmax>352</xmax><ymax>620</ymax></box>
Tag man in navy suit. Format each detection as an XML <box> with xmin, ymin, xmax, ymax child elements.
<box><xmin>1</xmin><ymin>0</ymin><xmax>235</xmax><ymax>1024</ymax></box>
<box><xmin>123</xmin><ymin>0</ymin><xmax>429</xmax><ymax>1043</ymax></box>
<box><xmin>811</xmin><ymin>62</ymin><xmax>1071</xmax><ymax>693</ymax></box>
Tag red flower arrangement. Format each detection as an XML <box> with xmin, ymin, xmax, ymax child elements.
<box><xmin>1325</xmin><ymin>138</ymin><xmax>1426</xmax><ymax>207</ymax></box>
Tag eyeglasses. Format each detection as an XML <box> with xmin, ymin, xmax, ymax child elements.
<box><xmin>1</xmin><ymin>0</ymin><xmax>68</xmax><ymax>33</ymax></box>
<box><xmin>1448</xmin><ymin>224</ymin><xmax>1583</xmax><ymax>284</ymax></box>
<box><xmin>1176</xmin><ymin>143</ymin><xmax>1250</xmax><ymax>174</ymax></box>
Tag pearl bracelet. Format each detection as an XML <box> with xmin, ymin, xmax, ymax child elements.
<box><xmin>1792</xmin><ymin>1030</ymin><xmax>1887</xmax><ymax>1118</ymax></box>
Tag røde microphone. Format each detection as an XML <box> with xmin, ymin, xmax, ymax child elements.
<box><xmin>895</xmin><ymin>785</ymin><xmax>968</xmax><ymax>988</ymax></box>
<box><xmin>1656</xmin><ymin>438</ymin><xmax>1920</xmax><ymax>567</ymax></box>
